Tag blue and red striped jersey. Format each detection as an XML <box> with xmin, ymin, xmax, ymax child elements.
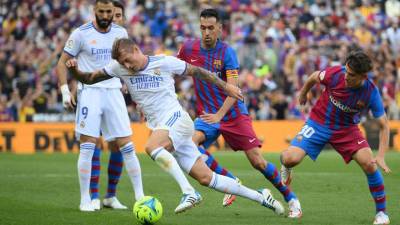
<box><xmin>310</xmin><ymin>66</ymin><xmax>385</xmax><ymax>129</ymax></box>
<box><xmin>177</xmin><ymin>39</ymin><xmax>248</xmax><ymax>121</ymax></box>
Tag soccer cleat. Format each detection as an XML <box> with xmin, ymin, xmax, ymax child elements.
<box><xmin>373</xmin><ymin>211</ymin><xmax>390</xmax><ymax>225</ymax></box>
<box><xmin>259</xmin><ymin>188</ymin><xmax>285</xmax><ymax>215</ymax></box>
<box><xmin>280</xmin><ymin>165</ymin><xmax>292</xmax><ymax>186</ymax></box>
<box><xmin>222</xmin><ymin>178</ymin><xmax>241</xmax><ymax>207</ymax></box>
<box><xmin>103</xmin><ymin>197</ymin><xmax>128</xmax><ymax>210</ymax></box>
<box><xmin>79</xmin><ymin>202</ymin><xmax>96</xmax><ymax>212</ymax></box>
<box><xmin>174</xmin><ymin>191</ymin><xmax>202</xmax><ymax>214</ymax></box>
<box><xmin>288</xmin><ymin>198</ymin><xmax>302</xmax><ymax>218</ymax></box>
<box><xmin>91</xmin><ymin>198</ymin><xmax>101</xmax><ymax>210</ymax></box>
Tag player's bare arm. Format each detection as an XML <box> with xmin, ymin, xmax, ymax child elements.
<box><xmin>184</xmin><ymin>63</ymin><xmax>243</xmax><ymax>101</ymax></box>
<box><xmin>201</xmin><ymin>76</ymin><xmax>238</xmax><ymax>123</ymax></box>
<box><xmin>375</xmin><ymin>114</ymin><xmax>391</xmax><ymax>173</ymax></box>
<box><xmin>56</xmin><ymin>52</ymin><xmax>76</xmax><ymax>109</ymax></box>
<box><xmin>298</xmin><ymin>71</ymin><xmax>321</xmax><ymax>105</ymax></box>
<box><xmin>65</xmin><ymin>58</ymin><xmax>112</xmax><ymax>85</ymax></box>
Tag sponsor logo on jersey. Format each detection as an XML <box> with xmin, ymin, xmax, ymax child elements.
<box><xmin>329</xmin><ymin>95</ymin><xmax>358</xmax><ymax>113</ymax></box>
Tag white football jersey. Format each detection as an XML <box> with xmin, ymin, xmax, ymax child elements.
<box><xmin>103</xmin><ymin>55</ymin><xmax>188</xmax><ymax>129</ymax></box>
<box><xmin>64</xmin><ymin>22</ymin><xmax>128</xmax><ymax>89</ymax></box>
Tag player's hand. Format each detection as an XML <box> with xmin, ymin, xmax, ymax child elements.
<box><xmin>65</xmin><ymin>58</ymin><xmax>78</xmax><ymax>71</ymax></box>
<box><xmin>373</xmin><ymin>155</ymin><xmax>391</xmax><ymax>173</ymax></box>
<box><xmin>61</xmin><ymin>85</ymin><xmax>76</xmax><ymax>111</ymax></box>
<box><xmin>225</xmin><ymin>83</ymin><xmax>243</xmax><ymax>101</ymax></box>
<box><xmin>299</xmin><ymin>92</ymin><xmax>307</xmax><ymax>105</ymax></box>
<box><xmin>121</xmin><ymin>83</ymin><xmax>129</xmax><ymax>94</ymax></box>
<box><xmin>200</xmin><ymin>111</ymin><xmax>222</xmax><ymax>124</ymax></box>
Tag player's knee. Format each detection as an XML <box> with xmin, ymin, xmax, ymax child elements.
<box><xmin>250</xmin><ymin>157</ymin><xmax>266</xmax><ymax>171</ymax></box>
<box><xmin>359</xmin><ymin>160</ymin><xmax>377</xmax><ymax>174</ymax></box>
<box><xmin>281</xmin><ymin>151</ymin><xmax>298</xmax><ymax>167</ymax></box>
<box><xmin>197</xmin><ymin>173</ymin><xmax>212</xmax><ymax>186</ymax></box>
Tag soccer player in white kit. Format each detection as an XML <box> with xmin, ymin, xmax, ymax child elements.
<box><xmin>56</xmin><ymin>0</ymin><xmax>144</xmax><ymax>212</ymax></box>
<box><xmin>65</xmin><ymin>38</ymin><xmax>285</xmax><ymax>215</ymax></box>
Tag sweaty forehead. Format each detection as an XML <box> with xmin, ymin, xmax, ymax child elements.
<box><xmin>200</xmin><ymin>17</ymin><xmax>218</xmax><ymax>26</ymax></box>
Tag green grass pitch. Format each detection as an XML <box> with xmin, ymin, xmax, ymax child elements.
<box><xmin>0</xmin><ymin>151</ymin><xmax>399</xmax><ymax>225</ymax></box>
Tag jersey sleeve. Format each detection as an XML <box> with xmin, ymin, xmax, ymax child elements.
<box><xmin>63</xmin><ymin>29</ymin><xmax>82</xmax><ymax>57</ymax></box>
<box><xmin>318</xmin><ymin>66</ymin><xmax>343</xmax><ymax>88</ymax></box>
<box><xmin>176</xmin><ymin>44</ymin><xmax>186</xmax><ymax>61</ymax></box>
<box><xmin>369</xmin><ymin>87</ymin><xmax>385</xmax><ymax>118</ymax></box>
<box><xmin>164</xmin><ymin>56</ymin><xmax>187</xmax><ymax>76</ymax></box>
<box><xmin>224</xmin><ymin>47</ymin><xmax>239</xmax><ymax>78</ymax></box>
<box><xmin>121</xmin><ymin>28</ymin><xmax>129</xmax><ymax>38</ymax></box>
<box><xmin>103</xmin><ymin>60</ymin><xmax>124</xmax><ymax>78</ymax></box>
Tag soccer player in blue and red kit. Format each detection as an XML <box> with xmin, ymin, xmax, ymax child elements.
<box><xmin>177</xmin><ymin>8</ymin><xmax>301</xmax><ymax>217</ymax></box>
<box><xmin>280</xmin><ymin>50</ymin><xmax>391</xmax><ymax>225</ymax></box>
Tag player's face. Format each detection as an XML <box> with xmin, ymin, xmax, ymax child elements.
<box><xmin>117</xmin><ymin>48</ymin><xmax>142</xmax><ymax>71</ymax></box>
<box><xmin>94</xmin><ymin>2</ymin><xmax>114</xmax><ymax>29</ymax></box>
<box><xmin>345</xmin><ymin>64</ymin><xmax>366</xmax><ymax>88</ymax></box>
<box><xmin>113</xmin><ymin>7</ymin><xmax>124</xmax><ymax>26</ymax></box>
<box><xmin>200</xmin><ymin>16</ymin><xmax>220</xmax><ymax>49</ymax></box>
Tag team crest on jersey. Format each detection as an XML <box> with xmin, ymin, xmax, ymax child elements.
<box><xmin>153</xmin><ymin>68</ymin><xmax>161</xmax><ymax>75</ymax></box>
<box><xmin>356</xmin><ymin>100</ymin><xmax>366</xmax><ymax>109</ymax></box>
<box><xmin>213</xmin><ymin>59</ymin><xmax>222</xmax><ymax>69</ymax></box>
<box><xmin>80</xmin><ymin>121</ymin><xmax>85</xmax><ymax>128</ymax></box>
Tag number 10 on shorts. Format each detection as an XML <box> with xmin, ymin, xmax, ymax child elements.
<box><xmin>298</xmin><ymin>125</ymin><xmax>315</xmax><ymax>138</ymax></box>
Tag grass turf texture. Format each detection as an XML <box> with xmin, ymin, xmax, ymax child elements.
<box><xmin>0</xmin><ymin>151</ymin><xmax>399</xmax><ymax>225</ymax></box>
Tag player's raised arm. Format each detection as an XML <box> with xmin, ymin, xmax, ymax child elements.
<box><xmin>184</xmin><ymin>63</ymin><xmax>243</xmax><ymax>101</ymax></box>
<box><xmin>65</xmin><ymin>58</ymin><xmax>112</xmax><ymax>85</ymax></box>
<box><xmin>298</xmin><ymin>71</ymin><xmax>321</xmax><ymax>105</ymax></box>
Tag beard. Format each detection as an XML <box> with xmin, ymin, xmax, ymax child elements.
<box><xmin>95</xmin><ymin>14</ymin><xmax>113</xmax><ymax>29</ymax></box>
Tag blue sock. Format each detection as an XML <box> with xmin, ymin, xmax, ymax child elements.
<box><xmin>367</xmin><ymin>170</ymin><xmax>386</xmax><ymax>213</ymax></box>
<box><xmin>198</xmin><ymin>146</ymin><xmax>236</xmax><ymax>179</ymax></box>
<box><xmin>90</xmin><ymin>147</ymin><xmax>101</xmax><ymax>200</ymax></box>
<box><xmin>262</xmin><ymin>162</ymin><xmax>296</xmax><ymax>202</ymax></box>
<box><xmin>106</xmin><ymin>151</ymin><xmax>123</xmax><ymax>198</ymax></box>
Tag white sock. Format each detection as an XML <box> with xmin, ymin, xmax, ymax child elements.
<box><xmin>150</xmin><ymin>147</ymin><xmax>195</xmax><ymax>194</ymax></box>
<box><xmin>208</xmin><ymin>172</ymin><xmax>263</xmax><ymax>204</ymax></box>
<box><xmin>120</xmin><ymin>142</ymin><xmax>145</xmax><ymax>201</ymax></box>
<box><xmin>78</xmin><ymin>142</ymin><xmax>95</xmax><ymax>205</ymax></box>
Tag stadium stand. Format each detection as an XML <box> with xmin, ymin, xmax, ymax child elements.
<box><xmin>0</xmin><ymin>0</ymin><xmax>399</xmax><ymax>122</ymax></box>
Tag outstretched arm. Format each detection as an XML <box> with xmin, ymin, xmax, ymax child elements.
<box><xmin>184</xmin><ymin>63</ymin><xmax>243</xmax><ymax>101</ymax></box>
<box><xmin>298</xmin><ymin>71</ymin><xmax>320</xmax><ymax>105</ymax></box>
<box><xmin>65</xmin><ymin>58</ymin><xmax>112</xmax><ymax>85</ymax></box>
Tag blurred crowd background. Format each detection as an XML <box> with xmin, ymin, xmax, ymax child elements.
<box><xmin>0</xmin><ymin>0</ymin><xmax>399</xmax><ymax>122</ymax></box>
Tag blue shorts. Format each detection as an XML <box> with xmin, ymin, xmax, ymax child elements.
<box><xmin>194</xmin><ymin>118</ymin><xmax>221</xmax><ymax>149</ymax></box>
<box><xmin>291</xmin><ymin>119</ymin><xmax>369</xmax><ymax>163</ymax></box>
<box><xmin>290</xmin><ymin>119</ymin><xmax>333</xmax><ymax>161</ymax></box>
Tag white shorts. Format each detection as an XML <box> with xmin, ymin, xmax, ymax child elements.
<box><xmin>154</xmin><ymin>110</ymin><xmax>201</xmax><ymax>173</ymax></box>
<box><xmin>75</xmin><ymin>87</ymin><xmax>132</xmax><ymax>142</ymax></box>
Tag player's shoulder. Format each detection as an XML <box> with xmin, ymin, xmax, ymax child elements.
<box><xmin>78</xmin><ymin>22</ymin><xmax>94</xmax><ymax>32</ymax></box>
<box><xmin>182</xmin><ymin>38</ymin><xmax>200</xmax><ymax>50</ymax></box>
<box><xmin>149</xmin><ymin>55</ymin><xmax>167</xmax><ymax>63</ymax></box>
<box><xmin>111</xmin><ymin>23</ymin><xmax>127</xmax><ymax>32</ymax></box>
<box><xmin>323</xmin><ymin>65</ymin><xmax>344</xmax><ymax>76</ymax></box>
<box><xmin>111</xmin><ymin>23</ymin><xmax>125</xmax><ymax>29</ymax></box>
